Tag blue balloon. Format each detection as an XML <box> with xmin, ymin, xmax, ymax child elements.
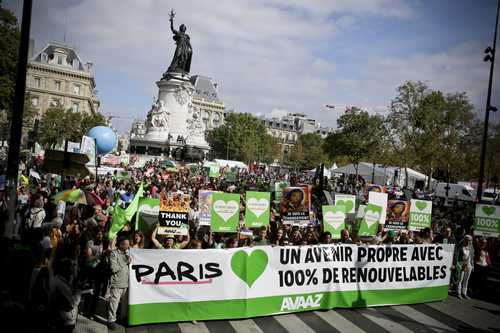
<box><xmin>87</xmin><ymin>126</ymin><xmax>117</xmax><ymax>155</ymax></box>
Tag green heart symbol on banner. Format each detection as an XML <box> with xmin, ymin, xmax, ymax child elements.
<box><xmin>416</xmin><ymin>201</ymin><xmax>427</xmax><ymax>211</ymax></box>
<box><xmin>482</xmin><ymin>206</ymin><xmax>496</xmax><ymax>216</ymax></box>
<box><xmin>231</xmin><ymin>249</ymin><xmax>268</xmax><ymax>287</ymax></box>
<box><xmin>336</xmin><ymin>200</ymin><xmax>353</xmax><ymax>213</ymax></box>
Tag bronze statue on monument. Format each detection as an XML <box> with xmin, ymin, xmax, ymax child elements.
<box><xmin>164</xmin><ymin>9</ymin><xmax>192</xmax><ymax>77</ymax></box>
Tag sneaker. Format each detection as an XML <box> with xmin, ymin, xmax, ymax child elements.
<box><xmin>464</xmin><ymin>295</ymin><xmax>471</xmax><ymax>300</ymax></box>
<box><xmin>457</xmin><ymin>294</ymin><xmax>463</xmax><ymax>299</ymax></box>
<box><xmin>108</xmin><ymin>322</ymin><xmax>119</xmax><ymax>330</ymax></box>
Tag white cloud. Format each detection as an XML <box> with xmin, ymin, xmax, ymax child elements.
<box><xmin>7</xmin><ymin>0</ymin><xmax>498</xmax><ymax>132</ymax></box>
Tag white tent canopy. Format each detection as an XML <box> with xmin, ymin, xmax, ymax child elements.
<box><xmin>331</xmin><ymin>162</ymin><xmax>428</xmax><ymax>188</ymax></box>
<box><xmin>213</xmin><ymin>159</ymin><xmax>248</xmax><ymax>170</ymax></box>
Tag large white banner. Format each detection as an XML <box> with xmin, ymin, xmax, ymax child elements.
<box><xmin>128</xmin><ymin>244</ymin><xmax>454</xmax><ymax>325</ymax></box>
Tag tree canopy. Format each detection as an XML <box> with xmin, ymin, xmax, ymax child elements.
<box><xmin>289</xmin><ymin>133</ymin><xmax>329</xmax><ymax>170</ymax></box>
<box><xmin>206</xmin><ymin>113</ymin><xmax>280</xmax><ymax>164</ymax></box>
<box><xmin>0</xmin><ymin>0</ymin><xmax>19</xmax><ymax>113</ymax></box>
<box><xmin>386</xmin><ymin>81</ymin><xmax>476</xmax><ymax>186</ymax></box>
<box><xmin>40</xmin><ymin>107</ymin><xmax>107</xmax><ymax>148</ymax></box>
<box><xmin>323</xmin><ymin>107</ymin><xmax>386</xmax><ymax>172</ymax></box>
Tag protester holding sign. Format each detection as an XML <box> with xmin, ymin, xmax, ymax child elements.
<box><xmin>151</xmin><ymin>224</ymin><xmax>190</xmax><ymax>249</ymax></box>
<box><xmin>6</xmin><ymin>156</ymin><xmax>500</xmax><ymax>330</ymax></box>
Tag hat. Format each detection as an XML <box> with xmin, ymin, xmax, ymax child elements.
<box><xmin>464</xmin><ymin>235</ymin><xmax>472</xmax><ymax>240</ymax></box>
<box><xmin>387</xmin><ymin>230</ymin><xmax>396</xmax><ymax>238</ymax></box>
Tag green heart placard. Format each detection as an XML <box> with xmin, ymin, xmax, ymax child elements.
<box><xmin>231</xmin><ymin>249</ymin><xmax>268</xmax><ymax>287</ymax></box>
<box><xmin>336</xmin><ymin>200</ymin><xmax>353</xmax><ymax>214</ymax></box>
<box><xmin>416</xmin><ymin>201</ymin><xmax>427</xmax><ymax>211</ymax></box>
<box><xmin>482</xmin><ymin>206</ymin><xmax>496</xmax><ymax>216</ymax></box>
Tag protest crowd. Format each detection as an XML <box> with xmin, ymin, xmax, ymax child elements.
<box><xmin>0</xmin><ymin>158</ymin><xmax>499</xmax><ymax>332</ymax></box>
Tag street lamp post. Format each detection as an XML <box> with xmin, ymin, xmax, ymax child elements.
<box><xmin>5</xmin><ymin>0</ymin><xmax>32</xmax><ymax>238</ymax></box>
<box><xmin>477</xmin><ymin>0</ymin><xmax>499</xmax><ymax>202</ymax></box>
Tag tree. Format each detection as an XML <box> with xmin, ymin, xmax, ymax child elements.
<box><xmin>387</xmin><ymin>81</ymin><xmax>428</xmax><ymax>187</ymax></box>
<box><xmin>485</xmin><ymin>123</ymin><xmax>500</xmax><ymax>187</ymax></box>
<box><xmin>387</xmin><ymin>81</ymin><xmax>475</xmax><ymax>188</ymax></box>
<box><xmin>288</xmin><ymin>141</ymin><xmax>305</xmax><ymax>169</ymax></box>
<box><xmin>323</xmin><ymin>107</ymin><xmax>386</xmax><ymax>184</ymax></box>
<box><xmin>80</xmin><ymin>111</ymin><xmax>107</xmax><ymax>138</ymax></box>
<box><xmin>40</xmin><ymin>107</ymin><xmax>107</xmax><ymax>148</ymax></box>
<box><xmin>289</xmin><ymin>133</ymin><xmax>329</xmax><ymax>170</ymax></box>
<box><xmin>0</xmin><ymin>0</ymin><xmax>19</xmax><ymax>113</ymax></box>
<box><xmin>207</xmin><ymin>113</ymin><xmax>280</xmax><ymax>163</ymax></box>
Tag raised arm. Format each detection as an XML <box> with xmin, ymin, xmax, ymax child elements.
<box><xmin>151</xmin><ymin>224</ymin><xmax>162</xmax><ymax>249</ymax></box>
<box><xmin>178</xmin><ymin>232</ymin><xmax>190</xmax><ymax>249</ymax></box>
<box><xmin>169</xmin><ymin>9</ymin><xmax>178</xmax><ymax>34</ymax></box>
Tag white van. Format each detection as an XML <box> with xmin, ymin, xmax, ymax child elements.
<box><xmin>482</xmin><ymin>188</ymin><xmax>498</xmax><ymax>203</ymax></box>
<box><xmin>433</xmin><ymin>182</ymin><xmax>476</xmax><ymax>204</ymax></box>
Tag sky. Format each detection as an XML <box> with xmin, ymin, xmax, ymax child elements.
<box><xmin>5</xmin><ymin>0</ymin><xmax>500</xmax><ymax>133</ymax></box>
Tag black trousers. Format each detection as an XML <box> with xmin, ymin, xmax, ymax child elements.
<box><xmin>472</xmin><ymin>264</ymin><xmax>489</xmax><ymax>296</ymax></box>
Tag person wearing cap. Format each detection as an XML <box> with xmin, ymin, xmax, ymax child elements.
<box><xmin>454</xmin><ymin>234</ymin><xmax>474</xmax><ymax>299</ymax></box>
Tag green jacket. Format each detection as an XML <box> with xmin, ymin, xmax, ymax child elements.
<box><xmin>110</xmin><ymin>249</ymin><xmax>129</xmax><ymax>288</ymax></box>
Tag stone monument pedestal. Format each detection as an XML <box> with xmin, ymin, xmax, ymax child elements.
<box><xmin>130</xmin><ymin>72</ymin><xmax>209</xmax><ymax>161</ymax></box>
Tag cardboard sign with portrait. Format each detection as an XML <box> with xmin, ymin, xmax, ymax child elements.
<box><xmin>198</xmin><ymin>190</ymin><xmax>220</xmax><ymax>226</ymax></box>
<box><xmin>280</xmin><ymin>186</ymin><xmax>311</xmax><ymax>226</ymax></box>
<box><xmin>385</xmin><ymin>200</ymin><xmax>410</xmax><ymax>230</ymax></box>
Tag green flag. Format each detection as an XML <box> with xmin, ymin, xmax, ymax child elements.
<box><xmin>108</xmin><ymin>182</ymin><xmax>144</xmax><ymax>240</ymax></box>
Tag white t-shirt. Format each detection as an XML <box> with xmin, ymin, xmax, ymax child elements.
<box><xmin>477</xmin><ymin>250</ymin><xmax>488</xmax><ymax>267</ymax></box>
<box><xmin>29</xmin><ymin>208</ymin><xmax>46</xmax><ymax>228</ymax></box>
<box><xmin>462</xmin><ymin>247</ymin><xmax>470</xmax><ymax>262</ymax></box>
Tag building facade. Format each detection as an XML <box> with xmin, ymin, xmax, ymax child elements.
<box><xmin>260</xmin><ymin>112</ymin><xmax>333</xmax><ymax>161</ymax></box>
<box><xmin>26</xmin><ymin>40</ymin><xmax>100</xmax><ymax>118</ymax></box>
<box><xmin>190</xmin><ymin>75</ymin><xmax>225</xmax><ymax>131</ymax></box>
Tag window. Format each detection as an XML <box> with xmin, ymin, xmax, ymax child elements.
<box><xmin>55</xmin><ymin>81</ymin><xmax>61</xmax><ymax>91</ymax></box>
<box><xmin>72</xmin><ymin>102</ymin><xmax>80</xmax><ymax>112</ymax></box>
<box><xmin>72</xmin><ymin>59</ymin><xmax>79</xmax><ymax>69</ymax></box>
<box><xmin>34</xmin><ymin>77</ymin><xmax>41</xmax><ymax>88</ymax></box>
<box><xmin>41</xmin><ymin>53</ymin><xmax>48</xmax><ymax>62</ymax></box>
<box><xmin>57</xmin><ymin>56</ymin><xmax>63</xmax><ymax>65</ymax></box>
<box><xmin>31</xmin><ymin>96</ymin><xmax>39</xmax><ymax>107</ymax></box>
<box><xmin>73</xmin><ymin>84</ymin><xmax>81</xmax><ymax>95</ymax></box>
<box><xmin>462</xmin><ymin>189</ymin><xmax>471</xmax><ymax>197</ymax></box>
<box><xmin>50</xmin><ymin>98</ymin><xmax>61</xmax><ymax>107</ymax></box>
